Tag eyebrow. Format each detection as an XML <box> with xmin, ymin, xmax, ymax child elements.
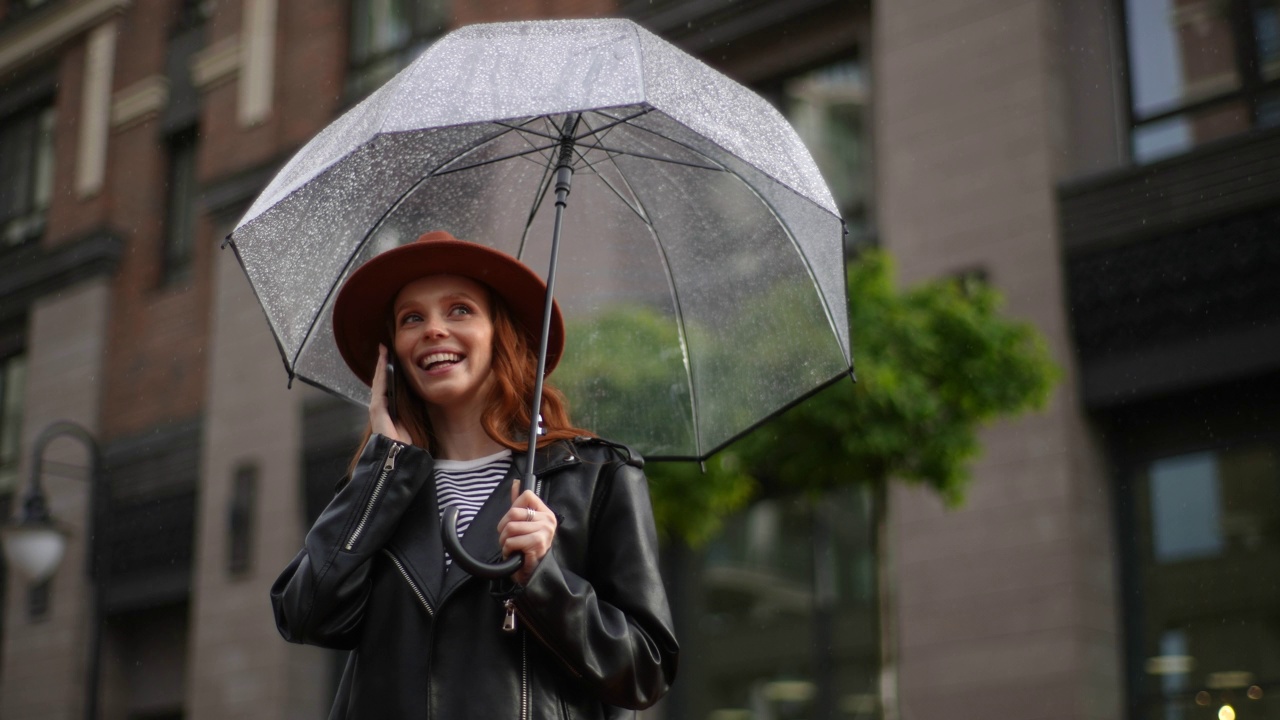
<box><xmin>395</xmin><ymin>292</ymin><xmax>482</xmax><ymax>311</ymax></box>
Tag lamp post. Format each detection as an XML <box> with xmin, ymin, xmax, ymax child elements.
<box><xmin>1</xmin><ymin>420</ymin><xmax>104</xmax><ymax>720</ymax></box>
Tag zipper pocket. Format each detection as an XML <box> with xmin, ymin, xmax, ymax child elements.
<box><xmin>345</xmin><ymin>442</ymin><xmax>403</xmax><ymax>550</ymax></box>
<box><xmin>382</xmin><ymin>549</ymin><xmax>433</xmax><ymax>616</ymax></box>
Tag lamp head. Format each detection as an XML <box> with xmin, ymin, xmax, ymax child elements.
<box><xmin>2</xmin><ymin>496</ymin><xmax>68</xmax><ymax>583</ymax></box>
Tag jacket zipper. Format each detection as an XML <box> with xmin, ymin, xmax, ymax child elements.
<box><xmin>382</xmin><ymin>549</ymin><xmax>433</xmax><ymax>617</ymax></box>
<box><xmin>521</xmin><ymin>631</ymin><xmax>529</xmax><ymax>720</ymax></box>
<box><xmin>345</xmin><ymin>442</ymin><xmax>403</xmax><ymax>550</ymax></box>
<box><xmin>510</xmin><ymin>603</ymin><xmax>583</xmax><ymax>679</ymax></box>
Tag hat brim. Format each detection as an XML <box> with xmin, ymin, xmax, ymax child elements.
<box><xmin>333</xmin><ymin>232</ymin><xmax>565</xmax><ymax>388</ymax></box>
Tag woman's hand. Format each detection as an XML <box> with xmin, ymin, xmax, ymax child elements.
<box><xmin>370</xmin><ymin>344</ymin><xmax>409</xmax><ymax>444</ymax></box>
<box><xmin>498</xmin><ymin>479</ymin><xmax>558</xmax><ymax>586</ymax></box>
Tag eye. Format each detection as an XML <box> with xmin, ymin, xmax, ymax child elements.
<box><xmin>398</xmin><ymin>311</ymin><xmax>423</xmax><ymax>326</ymax></box>
<box><xmin>448</xmin><ymin>304</ymin><xmax>473</xmax><ymax>317</ymax></box>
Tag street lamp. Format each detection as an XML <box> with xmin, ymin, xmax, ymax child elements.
<box><xmin>0</xmin><ymin>420</ymin><xmax>104</xmax><ymax>720</ymax></box>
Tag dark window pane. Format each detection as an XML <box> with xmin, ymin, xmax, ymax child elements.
<box><xmin>163</xmin><ymin>127</ymin><xmax>199</xmax><ymax>285</ymax></box>
<box><xmin>227</xmin><ymin>465</ymin><xmax>257</xmax><ymax>576</ymax></box>
<box><xmin>1255</xmin><ymin>0</ymin><xmax>1280</xmax><ymax>80</ymax></box>
<box><xmin>0</xmin><ymin>103</ymin><xmax>54</xmax><ymax>246</ymax></box>
<box><xmin>1125</xmin><ymin>0</ymin><xmax>1241</xmax><ymax>119</ymax></box>
<box><xmin>0</xmin><ymin>352</ymin><xmax>26</xmax><ymax>495</ymax></box>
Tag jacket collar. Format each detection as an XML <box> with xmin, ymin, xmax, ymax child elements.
<box><xmin>389</xmin><ymin>440</ymin><xmax>582</xmax><ymax>606</ymax></box>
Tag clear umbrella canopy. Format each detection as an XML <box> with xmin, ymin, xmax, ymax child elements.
<box><xmin>229</xmin><ymin>18</ymin><xmax>850</xmax><ymax>461</ymax></box>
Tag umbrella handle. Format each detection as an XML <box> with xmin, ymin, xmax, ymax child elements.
<box><xmin>441</xmin><ymin>506</ymin><xmax>525</xmax><ymax>579</ymax></box>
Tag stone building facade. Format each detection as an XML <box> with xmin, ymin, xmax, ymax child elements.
<box><xmin>2</xmin><ymin>0</ymin><xmax>1276</xmax><ymax>719</ymax></box>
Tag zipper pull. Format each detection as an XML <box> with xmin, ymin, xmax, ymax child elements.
<box><xmin>383</xmin><ymin>443</ymin><xmax>403</xmax><ymax>472</ymax></box>
<box><xmin>503</xmin><ymin>599</ymin><xmax>518</xmax><ymax>633</ymax></box>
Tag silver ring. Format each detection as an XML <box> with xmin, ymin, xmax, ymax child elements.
<box><xmin>525</xmin><ymin>507</ymin><xmax>535</xmax><ymax>522</ymax></box>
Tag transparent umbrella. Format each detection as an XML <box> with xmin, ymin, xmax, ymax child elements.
<box><xmin>227</xmin><ymin>17</ymin><xmax>851</xmax><ymax>504</ymax></box>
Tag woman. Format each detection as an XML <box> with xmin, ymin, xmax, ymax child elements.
<box><xmin>271</xmin><ymin>231</ymin><xmax>679</xmax><ymax>719</ymax></box>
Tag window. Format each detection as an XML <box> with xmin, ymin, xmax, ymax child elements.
<box><xmin>677</xmin><ymin>487</ymin><xmax>879</xmax><ymax>720</ymax></box>
<box><xmin>0</xmin><ymin>348</ymin><xmax>26</xmax><ymax>497</ymax></box>
<box><xmin>161</xmin><ymin>126</ymin><xmax>199</xmax><ymax>285</ymax></box>
<box><xmin>1123</xmin><ymin>0</ymin><xmax>1280</xmax><ymax>163</ymax></box>
<box><xmin>784</xmin><ymin>59</ymin><xmax>871</xmax><ymax>251</ymax></box>
<box><xmin>1129</xmin><ymin>442</ymin><xmax>1280</xmax><ymax>720</ymax></box>
<box><xmin>0</xmin><ymin>101</ymin><xmax>55</xmax><ymax>247</ymax></box>
<box><xmin>227</xmin><ymin>464</ymin><xmax>257</xmax><ymax>576</ymax></box>
<box><xmin>347</xmin><ymin>0</ymin><xmax>449</xmax><ymax>99</ymax></box>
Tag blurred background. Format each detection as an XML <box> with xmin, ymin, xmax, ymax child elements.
<box><xmin>0</xmin><ymin>0</ymin><xmax>1277</xmax><ymax>719</ymax></box>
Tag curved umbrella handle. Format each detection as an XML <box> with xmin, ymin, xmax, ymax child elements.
<box><xmin>441</xmin><ymin>506</ymin><xmax>525</xmax><ymax>579</ymax></box>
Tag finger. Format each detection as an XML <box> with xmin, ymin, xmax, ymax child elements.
<box><xmin>511</xmin><ymin>478</ymin><xmax>521</xmax><ymax>505</ymax></box>
<box><xmin>370</xmin><ymin>345</ymin><xmax>388</xmax><ymax>402</ymax></box>
<box><xmin>515</xmin><ymin>491</ymin><xmax>555</xmax><ymax>520</ymax></box>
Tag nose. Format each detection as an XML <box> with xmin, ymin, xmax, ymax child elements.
<box><xmin>421</xmin><ymin>312</ymin><xmax>448</xmax><ymax>339</ymax></box>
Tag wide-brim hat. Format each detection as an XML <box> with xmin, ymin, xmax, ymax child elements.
<box><xmin>333</xmin><ymin>230</ymin><xmax>565</xmax><ymax>387</ymax></box>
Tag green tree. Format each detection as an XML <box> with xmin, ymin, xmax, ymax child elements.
<box><xmin>727</xmin><ymin>249</ymin><xmax>1059</xmax><ymax>720</ymax></box>
<box><xmin>560</xmin><ymin>249</ymin><xmax>1058</xmax><ymax>719</ymax></box>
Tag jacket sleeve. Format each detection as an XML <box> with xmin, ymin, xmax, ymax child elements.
<box><xmin>510</xmin><ymin>459</ymin><xmax>679</xmax><ymax>710</ymax></box>
<box><xmin>271</xmin><ymin>434</ymin><xmax>432</xmax><ymax>649</ymax></box>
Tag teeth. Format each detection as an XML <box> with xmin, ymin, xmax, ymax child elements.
<box><xmin>422</xmin><ymin>352</ymin><xmax>462</xmax><ymax>369</ymax></box>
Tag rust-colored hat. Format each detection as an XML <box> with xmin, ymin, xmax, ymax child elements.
<box><xmin>332</xmin><ymin>230</ymin><xmax>565</xmax><ymax>386</ymax></box>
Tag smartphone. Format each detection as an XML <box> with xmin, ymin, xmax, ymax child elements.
<box><xmin>385</xmin><ymin>360</ymin><xmax>398</xmax><ymax>421</ymax></box>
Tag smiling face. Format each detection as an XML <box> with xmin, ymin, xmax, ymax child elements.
<box><xmin>392</xmin><ymin>274</ymin><xmax>496</xmax><ymax>416</ymax></box>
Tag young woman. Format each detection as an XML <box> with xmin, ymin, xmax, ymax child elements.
<box><xmin>271</xmin><ymin>231</ymin><xmax>679</xmax><ymax>719</ymax></box>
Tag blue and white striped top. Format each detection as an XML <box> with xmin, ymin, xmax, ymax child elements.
<box><xmin>435</xmin><ymin>449</ymin><xmax>512</xmax><ymax>563</ymax></box>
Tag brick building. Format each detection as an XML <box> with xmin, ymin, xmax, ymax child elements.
<box><xmin>0</xmin><ymin>0</ymin><xmax>1276</xmax><ymax>719</ymax></box>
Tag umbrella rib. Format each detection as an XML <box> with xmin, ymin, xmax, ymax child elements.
<box><xmin>430</xmin><ymin>141</ymin><xmax>561</xmax><ymax>177</ymax></box>
<box><xmin>575</xmin><ymin>142</ymin><xmax>725</xmax><ymax>173</ymax></box>
<box><xmin>517</xmin><ymin>143</ymin><xmax>559</xmax><ymax>259</ymax></box>
<box><xmin>573</xmin><ymin>149</ymin><xmax>650</xmax><ymax>224</ymax></box>
<box><xmin>623</xmin><ymin>118</ymin><xmax>851</xmax><ymax>368</ymax></box>
<box><xmin>571</xmin><ymin>107</ymin><xmax>653</xmax><ymax>142</ymax></box>
<box><xmin>291</xmin><ymin>124</ymin><xmax>524</xmax><ymax>369</ymax></box>
<box><xmin>599</xmin><ymin>151</ymin><xmax>705</xmax><ymax>457</ymax></box>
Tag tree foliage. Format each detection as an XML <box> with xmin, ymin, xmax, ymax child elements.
<box><xmin>558</xmin><ymin>249</ymin><xmax>1059</xmax><ymax>545</ymax></box>
<box><xmin>736</xmin><ymin>250</ymin><xmax>1058</xmax><ymax>506</ymax></box>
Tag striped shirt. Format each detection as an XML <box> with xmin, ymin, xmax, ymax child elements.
<box><xmin>435</xmin><ymin>449</ymin><xmax>512</xmax><ymax>564</ymax></box>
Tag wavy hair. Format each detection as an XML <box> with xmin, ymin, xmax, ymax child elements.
<box><xmin>347</xmin><ymin>289</ymin><xmax>591</xmax><ymax>473</ymax></box>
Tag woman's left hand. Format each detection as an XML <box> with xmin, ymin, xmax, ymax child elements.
<box><xmin>497</xmin><ymin>480</ymin><xmax>558</xmax><ymax>586</ymax></box>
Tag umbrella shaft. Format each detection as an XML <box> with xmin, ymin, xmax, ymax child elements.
<box><xmin>524</xmin><ymin>148</ymin><xmax>576</xmax><ymax>488</ymax></box>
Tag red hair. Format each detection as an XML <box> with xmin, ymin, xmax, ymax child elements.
<box><xmin>348</xmin><ymin>290</ymin><xmax>590</xmax><ymax>471</ymax></box>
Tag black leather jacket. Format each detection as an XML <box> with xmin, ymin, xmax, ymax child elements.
<box><xmin>271</xmin><ymin>433</ymin><xmax>679</xmax><ymax>719</ymax></box>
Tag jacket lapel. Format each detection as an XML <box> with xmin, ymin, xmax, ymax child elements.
<box><xmin>438</xmin><ymin>442</ymin><xmax>580</xmax><ymax>602</ymax></box>
<box><xmin>386</xmin><ymin>472</ymin><xmax>447</xmax><ymax>607</ymax></box>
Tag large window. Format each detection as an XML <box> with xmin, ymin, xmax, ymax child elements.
<box><xmin>1129</xmin><ymin>442</ymin><xmax>1280</xmax><ymax>720</ymax></box>
<box><xmin>673</xmin><ymin>487</ymin><xmax>879</xmax><ymax>720</ymax></box>
<box><xmin>1123</xmin><ymin>0</ymin><xmax>1280</xmax><ymax>163</ymax></box>
<box><xmin>0</xmin><ymin>100</ymin><xmax>55</xmax><ymax>247</ymax></box>
<box><xmin>347</xmin><ymin>0</ymin><xmax>449</xmax><ymax>99</ymax></box>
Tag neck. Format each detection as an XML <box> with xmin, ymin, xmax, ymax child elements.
<box><xmin>426</xmin><ymin>402</ymin><xmax>505</xmax><ymax>461</ymax></box>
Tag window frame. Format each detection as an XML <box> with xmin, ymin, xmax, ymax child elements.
<box><xmin>0</xmin><ymin>93</ymin><xmax>56</xmax><ymax>250</ymax></box>
<box><xmin>1113</xmin><ymin>418</ymin><xmax>1280</xmax><ymax>720</ymax></box>
<box><xmin>345</xmin><ymin>0</ymin><xmax>450</xmax><ymax>101</ymax></box>
<box><xmin>1117</xmin><ymin>0</ymin><xmax>1280</xmax><ymax>163</ymax></box>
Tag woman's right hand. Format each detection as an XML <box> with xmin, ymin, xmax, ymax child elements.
<box><xmin>370</xmin><ymin>344</ymin><xmax>409</xmax><ymax>443</ymax></box>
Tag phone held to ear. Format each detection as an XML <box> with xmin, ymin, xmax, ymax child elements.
<box><xmin>386</xmin><ymin>360</ymin><xmax>398</xmax><ymax>421</ymax></box>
